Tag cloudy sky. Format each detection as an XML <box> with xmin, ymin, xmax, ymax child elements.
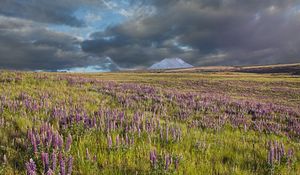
<box><xmin>0</xmin><ymin>0</ymin><xmax>300</xmax><ymax>71</ymax></box>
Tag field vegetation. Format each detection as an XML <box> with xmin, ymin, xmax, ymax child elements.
<box><xmin>0</xmin><ymin>71</ymin><xmax>299</xmax><ymax>174</ymax></box>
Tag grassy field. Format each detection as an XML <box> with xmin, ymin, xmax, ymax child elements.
<box><xmin>0</xmin><ymin>71</ymin><xmax>299</xmax><ymax>174</ymax></box>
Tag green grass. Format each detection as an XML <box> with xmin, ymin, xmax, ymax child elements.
<box><xmin>0</xmin><ymin>71</ymin><xmax>299</xmax><ymax>174</ymax></box>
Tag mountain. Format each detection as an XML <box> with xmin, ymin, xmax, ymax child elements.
<box><xmin>149</xmin><ymin>58</ymin><xmax>193</xmax><ymax>70</ymax></box>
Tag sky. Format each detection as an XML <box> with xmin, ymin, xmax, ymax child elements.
<box><xmin>0</xmin><ymin>0</ymin><xmax>300</xmax><ymax>71</ymax></box>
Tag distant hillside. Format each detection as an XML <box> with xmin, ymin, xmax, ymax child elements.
<box><xmin>238</xmin><ymin>63</ymin><xmax>300</xmax><ymax>75</ymax></box>
<box><xmin>146</xmin><ymin>63</ymin><xmax>300</xmax><ymax>75</ymax></box>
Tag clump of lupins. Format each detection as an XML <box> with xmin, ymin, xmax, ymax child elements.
<box><xmin>27</xmin><ymin>151</ymin><xmax>73</xmax><ymax>175</ymax></box>
<box><xmin>32</xmin><ymin>151</ymin><xmax>71</xmax><ymax>174</ymax></box>
<box><xmin>25</xmin><ymin>123</ymin><xmax>74</xmax><ymax>174</ymax></box>
<box><xmin>267</xmin><ymin>141</ymin><xmax>294</xmax><ymax>167</ymax></box>
<box><xmin>27</xmin><ymin>124</ymin><xmax>63</xmax><ymax>153</ymax></box>
<box><xmin>27</xmin><ymin>123</ymin><xmax>74</xmax><ymax>153</ymax></box>
<box><xmin>25</xmin><ymin>158</ymin><xmax>36</xmax><ymax>175</ymax></box>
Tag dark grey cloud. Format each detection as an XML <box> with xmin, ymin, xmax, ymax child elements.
<box><xmin>0</xmin><ymin>16</ymin><xmax>111</xmax><ymax>70</ymax></box>
<box><xmin>0</xmin><ymin>0</ymin><xmax>104</xmax><ymax>27</ymax></box>
<box><xmin>82</xmin><ymin>0</ymin><xmax>300</xmax><ymax>67</ymax></box>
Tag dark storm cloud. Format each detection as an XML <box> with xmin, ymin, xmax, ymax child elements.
<box><xmin>0</xmin><ymin>0</ymin><xmax>117</xmax><ymax>70</ymax></box>
<box><xmin>83</xmin><ymin>0</ymin><xmax>300</xmax><ymax>67</ymax></box>
<box><xmin>0</xmin><ymin>16</ymin><xmax>109</xmax><ymax>70</ymax></box>
<box><xmin>0</xmin><ymin>0</ymin><xmax>104</xmax><ymax>27</ymax></box>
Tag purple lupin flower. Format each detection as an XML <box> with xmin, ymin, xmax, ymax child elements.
<box><xmin>59</xmin><ymin>152</ymin><xmax>65</xmax><ymax>175</ymax></box>
<box><xmin>67</xmin><ymin>156</ymin><xmax>73</xmax><ymax>175</ymax></box>
<box><xmin>41</xmin><ymin>152</ymin><xmax>49</xmax><ymax>173</ymax></box>
<box><xmin>274</xmin><ymin>141</ymin><xmax>279</xmax><ymax>162</ymax></box>
<box><xmin>41</xmin><ymin>133</ymin><xmax>47</xmax><ymax>146</ymax></box>
<box><xmin>26</xmin><ymin>158</ymin><xmax>37</xmax><ymax>175</ymax></box>
<box><xmin>36</xmin><ymin>134</ymin><xmax>41</xmax><ymax>146</ymax></box>
<box><xmin>46</xmin><ymin>129</ymin><xmax>53</xmax><ymax>148</ymax></box>
<box><xmin>58</xmin><ymin>134</ymin><xmax>64</xmax><ymax>150</ymax></box>
<box><xmin>32</xmin><ymin>135</ymin><xmax>38</xmax><ymax>153</ymax></box>
<box><xmin>51</xmin><ymin>152</ymin><xmax>57</xmax><ymax>171</ymax></box>
<box><xmin>150</xmin><ymin>150</ymin><xmax>157</xmax><ymax>168</ymax></box>
<box><xmin>268</xmin><ymin>142</ymin><xmax>274</xmax><ymax>165</ymax></box>
<box><xmin>287</xmin><ymin>149</ymin><xmax>294</xmax><ymax>166</ymax></box>
<box><xmin>52</xmin><ymin>133</ymin><xmax>58</xmax><ymax>150</ymax></box>
<box><xmin>46</xmin><ymin>169</ymin><xmax>54</xmax><ymax>175</ymax></box>
<box><xmin>165</xmin><ymin>154</ymin><xmax>171</xmax><ymax>170</ymax></box>
<box><xmin>150</xmin><ymin>151</ymin><xmax>153</xmax><ymax>166</ymax></box>
<box><xmin>65</xmin><ymin>134</ymin><xmax>72</xmax><ymax>152</ymax></box>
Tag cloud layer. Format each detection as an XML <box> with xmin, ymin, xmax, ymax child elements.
<box><xmin>0</xmin><ymin>0</ymin><xmax>300</xmax><ymax>70</ymax></box>
<box><xmin>0</xmin><ymin>0</ymin><xmax>106</xmax><ymax>26</ymax></box>
<box><xmin>83</xmin><ymin>0</ymin><xmax>300</xmax><ymax>67</ymax></box>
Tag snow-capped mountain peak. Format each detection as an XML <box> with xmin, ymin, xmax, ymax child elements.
<box><xmin>149</xmin><ymin>58</ymin><xmax>193</xmax><ymax>69</ymax></box>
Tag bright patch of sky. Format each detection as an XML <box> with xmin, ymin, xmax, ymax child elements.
<box><xmin>46</xmin><ymin>1</ymin><xmax>128</xmax><ymax>40</ymax></box>
<box><xmin>173</xmin><ymin>41</ymin><xmax>194</xmax><ymax>52</ymax></box>
<box><xmin>47</xmin><ymin>7</ymin><xmax>125</xmax><ymax>40</ymax></box>
<box><xmin>47</xmin><ymin>0</ymin><xmax>156</xmax><ymax>40</ymax></box>
<box><xmin>287</xmin><ymin>4</ymin><xmax>300</xmax><ymax>16</ymax></box>
<box><xmin>57</xmin><ymin>65</ymin><xmax>111</xmax><ymax>73</ymax></box>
